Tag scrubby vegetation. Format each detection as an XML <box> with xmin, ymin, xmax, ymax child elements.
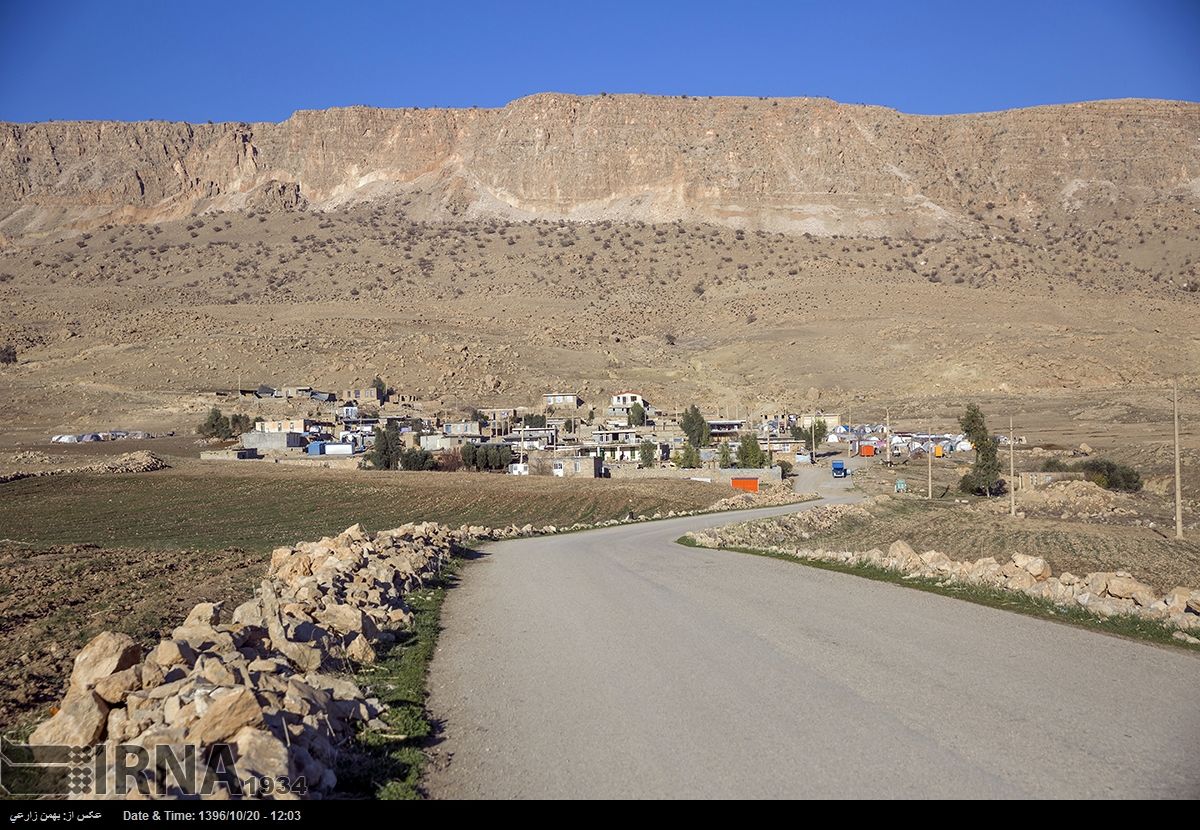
<box><xmin>1039</xmin><ymin>456</ymin><xmax>1143</xmax><ymax>492</ymax></box>
<box><xmin>196</xmin><ymin>407</ymin><xmax>258</xmax><ymax>439</ymax></box>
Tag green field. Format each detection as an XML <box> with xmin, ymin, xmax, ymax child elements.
<box><xmin>0</xmin><ymin>466</ymin><xmax>725</xmax><ymax>552</ymax></box>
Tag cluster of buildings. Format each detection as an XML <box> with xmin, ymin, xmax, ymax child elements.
<box><xmin>208</xmin><ymin>384</ymin><xmax>856</xmax><ymax>476</ymax></box>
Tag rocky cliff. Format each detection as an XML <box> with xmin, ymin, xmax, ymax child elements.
<box><xmin>1</xmin><ymin>93</ymin><xmax>1198</xmax><ymax>240</ymax></box>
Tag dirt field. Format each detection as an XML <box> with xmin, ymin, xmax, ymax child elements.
<box><xmin>785</xmin><ymin>497</ymin><xmax>1200</xmax><ymax>593</ymax></box>
<box><xmin>0</xmin><ymin>541</ymin><xmax>262</xmax><ymax>731</ymax></box>
<box><xmin>0</xmin><ymin>461</ymin><xmax>728</xmax><ymax>552</ymax></box>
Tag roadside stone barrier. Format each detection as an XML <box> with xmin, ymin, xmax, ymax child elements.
<box><xmin>28</xmin><ymin>521</ymin><xmax>458</xmax><ymax>799</ymax></box>
<box><xmin>685</xmin><ymin>504</ymin><xmax>1200</xmax><ymax>644</ymax></box>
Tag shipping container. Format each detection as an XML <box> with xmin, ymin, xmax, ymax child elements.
<box><xmin>860</xmin><ymin>445</ymin><xmax>876</xmax><ymax>457</ymax></box>
<box><xmin>324</xmin><ymin>443</ymin><xmax>354</xmax><ymax>456</ymax></box>
<box><xmin>730</xmin><ymin>477</ymin><xmax>760</xmax><ymax>493</ymax></box>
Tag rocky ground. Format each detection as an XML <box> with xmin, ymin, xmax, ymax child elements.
<box><xmin>687</xmin><ymin>503</ymin><xmax>1200</xmax><ymax>644</ymax></box>
<box><xmin>700</xmin><ymin>495</ymin><xmax>1200</xmax><ymax>595</ymax></box>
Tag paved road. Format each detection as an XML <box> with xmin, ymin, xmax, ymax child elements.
<box><xmin>426</xmin><ymin>482</ymin><xmax>1200</xmax><ymax>799</ymax></box>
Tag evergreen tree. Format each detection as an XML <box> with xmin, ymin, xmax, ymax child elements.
<box><xmin>679</xmin><ymin>443</ymin><xmax>702</xmax><ymax>468</ymax></box>
<box><xmin>197</xmin><ymin>407</ymin><xmax>233</xmax><ymax>440</ymax></box>
<box><xmin>638</xmin><ymin>439</ymin><xmax>658</xmax><ymax>467</ymax></box>
<box><xmin>807</xmin><ymin>418</ymin><xmax>828</xmax><ymax>452</ymax></box>
<box><xmin>737</xmin><ymin>433</ymin><xmax>766</xmax><ymax>468</ymax></box>
<box><xmin>628</xmin><ymin>402</ymin><xmax>647</xmax><ymax>426</ymax></box>
<box><xmin>958</xmin><ymin>404</ymin><xmax>1003</xmax><ymax>496</ymax></box>
<box><xmin>461</xmin><ymin>442</ymin><xmax>476</xmax><ymax>470</ymax></box>
<box><xmin>367</xmin><ymin>421</ymin><xmax>401</xmax><ymax>469</ymax></box>
<box><xmin>718</xmin><ymin>441</ymin><xmax>733</xmax><ymax>468</ymax></box>
<box><xmin>680</xmin><ymin>405</ymin><xmax>710</xmax><ymax>447</ymax></box>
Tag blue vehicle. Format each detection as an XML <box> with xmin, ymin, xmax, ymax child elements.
<box><xmin>831</xmin><ymin>460</ymin><xmax>848</xmax><ymax>478</ymax></box>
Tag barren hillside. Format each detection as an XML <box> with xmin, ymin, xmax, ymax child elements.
<box><xmin>0</xmin><ymin>95</ymin><xmax>1197</xmax><ymax>441</ymax></box>
<box><xmin>2</xmin><ymin>94</ymin><xmax>1198</xmax><ymax>241</ymax></box>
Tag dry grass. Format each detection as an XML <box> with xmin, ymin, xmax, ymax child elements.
<box><xmin>0</xmin><ymin>465</ymin><xmax>726</xmax><ymax>553</ymax></box>
<box><xmin>790</xmin><ymin>497</ymin><xmax>1200</xmax><ymax>592</ymax></box>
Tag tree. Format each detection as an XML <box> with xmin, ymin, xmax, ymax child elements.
<box><xmin>638</xmin><ymin>440</ymin><xmax>658</xmax><ymax>467</ymax></box>
<box><xmin>958</xmin><ymin>404</ymin><xmax>1004</xmax><ymax>496</ymax></box>
<box><xmin>680</xmin><ymin>405</ymin><xmax>710</xmax><ymax>447</ymax></box>
<box><xmin>718</xmin><ymin>441</ymin><xmax>733</xmax><ymax>468</ymax></box>
<box><xmin>371</xmin><ymin>375</ymin><xmax>388</xmax><ymax>400</ymax></box>
<box><xmin>678</xmin><ymin>443</ymin><xmax>702</xmax><ymax>468</ymax></box>
<box><xmin>197</xmin><ymin>407</ymin><xmax>234</xmax><ymax>440</ymax></box>
<box><xmin>628</xmin><ymin>402</ymin><xmax>647</xmax><ymax>426</ymax></box>
<box><xmin>399</xmin><ymin>448</ymin><xmax>436</xmax><ymax>470</ymax></box>
<box><xmin>564</xmin><ymin>418</ymin><xmax>575</xmax><ymax>434</ymax></box>
<box><xmin>0</xmin><ymin>343</ymin><xmax>15</xmax><ymax>365</ymax></box>
<box><xmin>367</xmin><ymin>421</ymin><xmax>402</xmax><ymax>470</ymax></box>
<box><xmin>461</xmin><ymin>442</ymin><xmax>477</xmax><ymax>470</ymax></box>
<box><xmin>522</xmin><ymin>413</ymin><xmax>547</xmax><ymax>428</ymax></box>
<box><xmin>806</xmin><ymin>418</ymin><xmax>828</xmax><ymax>453</ymax></box>
<box><xmin>737</xmin><ymin>432</ymin><xmax>766</xmax><ymax>468</ymax></box>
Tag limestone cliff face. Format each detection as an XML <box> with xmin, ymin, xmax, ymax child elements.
<box><xmin>1</xmin><ymin>93</ymin><xmax>1197</xmax><ymax>240</ymax></box>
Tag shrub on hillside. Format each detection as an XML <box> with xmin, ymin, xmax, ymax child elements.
<box><xmin>1079</xmin><ymin>458</ymin><xmax>1143</xmax><ymax>493</ymax></box>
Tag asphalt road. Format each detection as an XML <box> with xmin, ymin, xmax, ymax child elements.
<box><xmin>425</xmin><ymin>481</ymin><xmax>1200</xmax><ymax>799</ymax></box>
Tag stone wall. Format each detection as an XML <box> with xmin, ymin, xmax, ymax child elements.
<box><xmin>28</xmin><ymin>521</ymin><xmax>458</xmax><ymax>799</ymax></box>
<box><xmin>686</xmin><ymin>505</ymin><xmax>1200</xmax><ymax>644</ymax></box>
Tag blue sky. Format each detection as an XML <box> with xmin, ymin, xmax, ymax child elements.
<box><xmin>0</xmin><ymin>0</ymin><xmax>1197</xmax><ymax>122</ymax></box>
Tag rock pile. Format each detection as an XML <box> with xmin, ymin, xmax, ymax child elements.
<box><xmin>28</xmin><ymin>521</ymin><xmax>458</xmax><ymax>799</ymax></box>
<box><xmin>979</xmin><ymin>479</ymin><xmax>1138</xmax><ymax>522</ymax></box>
<box><xmin>686</xmin><ymin>506</ymin><xmax>1200</xmax><ymax>641</ymax></box>
<box><xmin>0</xmin><ymin>451</ymin><xmax>169</xmax><ymax>484</ymax></box>
<box><xmin>711</xmin><ymin>487</ymin><xmax>818</xmax><ymax>511</ymax></box>
<box><xmin>79</xmin><ymin>452</ymin><xmax>170</xmax><ymax>475</ymax></box>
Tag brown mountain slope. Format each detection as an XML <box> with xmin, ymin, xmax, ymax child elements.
<box><xmin>2</xmin><ymin>94</ymin><xmax>1198</xmax><ymax>241</ymax></box>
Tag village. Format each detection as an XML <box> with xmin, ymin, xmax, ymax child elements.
<box><xmin>155</xmin><ymin>380</ymin><xmax>1006</xmax><ymax>487</ymax></box>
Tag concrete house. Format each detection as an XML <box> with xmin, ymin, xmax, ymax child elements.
<box><xmin>542</xmin><ymin>392</ymin><xmax>583</xmax><ymax>410</ymax></box>
<box><xmin>443</xmin><ymin>421</ymin><xmax>483</xmax><ymax>437</ymax></box>
<box><xmin>341</xmin><ymin>387</ymin><xmax>383</xmax><ymax>405</ymax></box>
<box><xmin>606</xmin><ymin>391</ymin><xmax>653</xmax><ymax>420</ymax></box>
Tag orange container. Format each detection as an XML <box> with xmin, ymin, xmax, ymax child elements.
<box><xmin>730</xmin><ymin>477</ymin><xmax>760</xmax><ymax>493</ymax></box>
<box><xmin>860</xmin><ymin>445</ymin><xmax>876</xmax><ymax>457</ymax></box>
<box><xmin>934</xmin><ymin>444</ymin><xmax>944</xmax><ymax>458</ymax></box>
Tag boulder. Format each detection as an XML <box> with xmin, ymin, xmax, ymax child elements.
<box><xmin>315</xmin><ymin>603</ymin><xmax>378</xmax><ymax>639</ymax></box>
<box><xmin>919</xmin><ymin>550</ymin><xmax>953</xmax><ymax>571</ymax></box>
<box><xmin>183</xmin><ymin>602</ymin><xmax>223</xmax><ymax>628</ymax></box>
<box><xmin>1085</xmin><ymin>572</ymin><xmax>1115</xmax><ymax>597</ymax></box>
<box><xmin>188</xmin><ymin>687</ymin><xmax>263</xmax><ymax>745</ymax></box>
<box><xmin>1013</xmin><ymin>555</ymin><xmax>1051</xmax><ymax>580</ymax></box>
<box><xmin>1006</xmin><ymin>570</ymin><xmax>1037</xmax><ymax>591</ymax></box>
<box><xmin>231</xmin><ymin>598</ymin><xmax>265</xmax><ymax>627</ymax></box>
<box><xmin>29</xmin><ymin>690</ymin><xmax>108</xmax><ymax>747</ymax></box>
<box><xmin>1105</xmin><ymin>576</ymin><xmax>1158</xmax><ymax>608</ymax></box>
<box><xmin>345</xmin><ymin>634</ymin><xmax>377</xmax><ymax>664</ymax></box>
<box><xmin>1164</xmin><ymin>587</ymin><xmax>1192</xmax><ymax>614</ymax></box>
<box><xmin>260</xmin><ymin>580</ymin><xmax>323</xmax><ymax>672</ymax></box>
<box><xmin>69</xmin><ymin>632</ymin><xmax>141</xmax><ymax>693</ymax></box>
<box><xmin>152</xmin><ymin>639</ymin><xmax>196</xmax><ymax>668</ymax></box>
<box><xmin>232</xmin><ymin>726</ymin><xmax>292</xmax><ymax>786</ymax></box>
<box><xmin>93</xmin><ymin>666</ymin><xmax>142</xmax><ymax>704</ymax></box>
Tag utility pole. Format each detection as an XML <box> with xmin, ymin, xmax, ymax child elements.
<box><xmin>885</xmin><ymin>408</ymin><xmax>891</xmax><ymax>467</ymax></box>
<box><xmin>1175</xmin><ymin>379</ymin><xmax>1184</xmax><ymax>540</ymax></box>
<box><xmin>1010</xmin><ymin>415</ymin><xmax>1017</xmax><ymax>518</ymax></box>
<box><xmin>927</xmin><ymin>422</ymin><xmax>932</xmax><ymax>499</ymax></box>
